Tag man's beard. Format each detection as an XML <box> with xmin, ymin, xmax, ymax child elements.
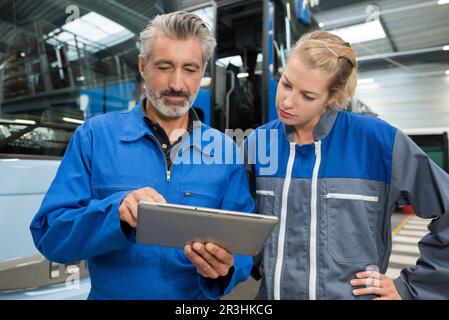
<box><xmin>145</xmin><ymin>81</ymin><xmax>194</xmax><ymax>118</ymax></box>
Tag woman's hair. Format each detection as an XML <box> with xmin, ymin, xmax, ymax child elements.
<box><xmin>288</xmin><ymin>31</ymin><xmax>357</xmax><ymax>110</ymax></box>
<box><xmin>139</xmin><ymin>11</ymin><xmax>216</xmax><ymax>65</ymax></box>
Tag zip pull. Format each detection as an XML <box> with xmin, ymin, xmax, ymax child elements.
<box><xmin>166</xmin><ymin>170</ymin><xmax>171</xmax><ymax>182</ymax></box>
<box><xmin>314</xmin><ymin>140</ymin><xmax>321</xmax><ymax>156</ymax></box>
<box><xmin>184</xmin><ymin>192</ymin><xmax>192</xmax><ymax>196</ymax></box>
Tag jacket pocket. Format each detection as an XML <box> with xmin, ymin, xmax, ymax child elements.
<box><xmin>256</xmin><ymin>190</ymin><xmax>275</xmax><ymax>215</ymax></box>
<box><xmin>325</xmin><ymin>189</ymin><xmax>379</xmax><ymax>263</ymax></box>
<box><xmin>180</xmin><ymin>183</ymin><xmax>222</xmax><ymax>208</ymax></box>
<box><xmin>91</xmin><ymin>175</ymin><xmax>155</xmax><ymax>199</ymax></box>
<box><xmin>324</xmin><ymin>193</ymin><xmax>378</xmax><ymax>202</ymax></box>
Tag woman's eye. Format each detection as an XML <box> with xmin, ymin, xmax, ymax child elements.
<box><xmin>282</xmin><ymin>82</ymin><xmax>292</xmax><ymax>89</ymax></box>
<box><xmin>303</xmin><ymin>95</ymin><xmax>315</xmax><ymax>101</ymax></box>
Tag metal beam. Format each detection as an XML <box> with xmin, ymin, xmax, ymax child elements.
<box><xmin>379</xmin><ymin>16</ymin><xmax>397</xmax><ymax>52</ymax></box>
<box><xmin>358</xmin><ymin>46</ymin><xmax>448</xmax><ymax>62</ymax></box>
<box><xmin>357</xmin><ymin>46</ymin><xmax>449</xmax><ymax>70</ymax></box>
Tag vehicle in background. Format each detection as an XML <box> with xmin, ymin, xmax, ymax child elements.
<box><xmin>393</xmin><ymin>128</ymin><xmax>449</xmax><ymax>215</ymax></box>
<box><xmin>184</xmin><ymin>0</ymin><xmax>318</xmax><ymax>132</ymax></box>
<box><xmin>0</xmin><ymin>120</ymin><xmax>90</xmax><ymax>299</ymax></box>
<box><xmin>404</xmin><ymin>128</ymin><xmax>449</xmax><ymax>173</ymax></box>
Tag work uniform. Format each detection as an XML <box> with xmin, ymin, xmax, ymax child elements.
<box><xmin>30</xmin><ymin>102</ymin><xmax>254</xmax><ymax>300</ymax></box>
<box><xmin>247</xmin><ymin>108</ymin><xmax>449</xmax><ymax>299</ymax></box>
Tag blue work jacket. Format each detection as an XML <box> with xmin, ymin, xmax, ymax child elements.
<box><xmin>30</xmin><ymin>104</ymin><xmax>255</xmax><ymax>299</ymax></box>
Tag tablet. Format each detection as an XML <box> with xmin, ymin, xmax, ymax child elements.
<box><xmin>136</xmin><ymin>201</ymin><xmax>279</xmax><ymax>256</ymax></box>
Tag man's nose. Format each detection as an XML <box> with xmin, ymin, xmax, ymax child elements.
<box><xmin>168</xmin><ymin>70</ymin><xmax>185</xmax><ymax>92</ymax></box>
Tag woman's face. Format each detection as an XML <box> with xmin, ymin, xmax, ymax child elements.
<box><xmin>276</xmin><ymin>56</ymin><xmax>335</xmax><ymax>129</ymax></box>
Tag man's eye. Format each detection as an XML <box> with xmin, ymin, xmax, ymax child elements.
<box><xmin>185</xmin><ymin>68</ymin><xmax>197</xmax><ymax>73</ymax></box>
<box><xmin>158</xmin><ymin>66</ymin><xmax>171</xmax><ymax>71</ymax></box>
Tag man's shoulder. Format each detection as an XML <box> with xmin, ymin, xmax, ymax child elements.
<box><xmin>70</xmin><ymin>109</ymin><xmax>136</xmax><ymax>143</ymax></box>
<box><xmin>84</xmin><ymin>109</ymin><xmax>132</xmax><ymax>129</ymax></box>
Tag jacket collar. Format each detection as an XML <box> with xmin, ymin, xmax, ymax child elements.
<box><xmin>284</xmin><ymin>107</ymin><xmax>339</xmax><ymax>142</ymax></box>
<box><xmin>120</xmin><ymin>102</ymin><xmax>212</xmax><ymax>156</ymax></box>
<box><xmin>120</xmin><ymin>103</ymin><xmax>152</xmax><ymax>142</ymax></box>
<box><xmin>312</xmin><ymin>107</ymin><xmax>338</xmax><ymax>141</ymax></box>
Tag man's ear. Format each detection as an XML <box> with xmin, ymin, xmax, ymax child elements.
<box><xmin>199</xmin><ymin>61</ymin><xmax>208</xmax><ymax>78</ymax></box>
<box><xmin>138</xmin><ymin>55</ymin><xmax>146</xmax><ymax>79</ymax></box>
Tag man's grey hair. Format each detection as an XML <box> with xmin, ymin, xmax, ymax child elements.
<box><xmin>139</xmin><ymin>11</ymin><xmax>216</xmax><ymax>65</ymax></box>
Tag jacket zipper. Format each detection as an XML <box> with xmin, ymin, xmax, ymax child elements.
<box><xmin>324</xmin><ymin>193</ymin><xmax>378</xmax><ymax>202</ymax></box>
<box><xmin>166</xmin><ymin>170</ymin><xmax>171</xmax><ymax>182</ymax></box>
<box><xmin>146</xmin><ymin>134</ymin><xmax>172</xmax><ymax>182</ymax></box>
<box><xmin>309</xmin><ymin>140</ymin><xmax>321</xmax><ymax>300</ymax></box>
<box><xmin>274</xmin><ymin>142</ymin><xmax>296</xmax><ymax>300</ymax></box>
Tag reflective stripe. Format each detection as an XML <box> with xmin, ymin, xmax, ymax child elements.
<box><xmin>324</xmin><ymin>193</ymin><xmax>379</xmax><ymax>202</ymax></box>
<box><xmin>256</xmin><ymin>190</ymin><xmax>275</xmax><ymax>196</ymax></box>
<box><xmin>274</xmin><ymin>142</ymin><xmax>295</xmax><ymax>300</ymax></box>
<box><xmin>309</xmin><ymin>140</ymin><xmax>321</xmax><ymax>300</ymax></box>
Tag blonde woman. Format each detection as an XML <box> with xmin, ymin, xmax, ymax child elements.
<box><xmin>246</xmin><ymin>31</ymin><xmax>449</xmax><ymax>300</ymax></box>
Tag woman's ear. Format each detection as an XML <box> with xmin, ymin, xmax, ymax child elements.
<box><xmin>326</xmin><ymin>92</ymin><xmax>338</xmax><ymax>107</ymax></box>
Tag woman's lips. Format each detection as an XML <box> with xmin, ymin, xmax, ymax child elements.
<box><xmin>279</xmin><ymin>108</ymin><xmax>295</xmax><ymax>119</ymax></box>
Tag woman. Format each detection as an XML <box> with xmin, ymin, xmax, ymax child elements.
<box><xmin>246</xmin><ymin>31</ymin><xmax>449</xmax><ymax>299</ymax></box>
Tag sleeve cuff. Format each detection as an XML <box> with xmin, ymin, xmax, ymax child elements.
<box><xmin>393</xmin><ymin>275</ymin><xmax>413</xmax><ymax>300</ymax></box>
<box><xmin>198</xmin><ymin>254</ymin><xmax>252</xmax><ymax>299</ymax></box>
<box><xmin>120</xmin><ymin>221</ymin><xmax>137</xmax><ymax>242</ymax></box>
<box><xmin>198</xmin><ymin>267</ymin><xmax>235</xmax><ymax>300</ymax></box>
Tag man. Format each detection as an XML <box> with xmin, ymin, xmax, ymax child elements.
<box><xmin>30</xmin><ymin>11</ymin><xmax>254</xmax><ymax>300</ymax></box>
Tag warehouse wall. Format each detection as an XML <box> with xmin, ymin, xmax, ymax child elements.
<box><xmin>356</xmin><ymin>62</ymin><xmax>449</xmax><ymax>130</ymax></box>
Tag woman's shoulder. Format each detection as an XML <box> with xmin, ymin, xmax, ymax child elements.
<box><xmin>338</xmin><ymin>110</ymin><xmax>396</xmax><ymax>132</ymax></box>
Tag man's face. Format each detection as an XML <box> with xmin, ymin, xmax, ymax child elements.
<box><xmin>139</xmin><ymin>35</ymin><xmax>204</xmax><ymax>118</ymax></box>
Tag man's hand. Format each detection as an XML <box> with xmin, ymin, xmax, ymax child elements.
<box><xmin>119</xmin><ymin>187</ymin><xmax>166</xmax><ymax>228</ymax></box>
<box><xmin>184</xmin><ymin>242</ymin><xmax>234</xmax><ymax>279</ymax></box>
<box><xmin>350</xmin><ymin>270</ymin><xmax>402</xmax><ymax>300</ymax></box>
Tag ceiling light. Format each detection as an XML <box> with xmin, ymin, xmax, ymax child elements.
<box><xmin>329</xmin><ymin>20</ymin><xmax>386</xmax><ymax>44</ymax></box>
<box><xmin>237</xmin><ymin>73</ymin><xmax>249</xmax><ymax>78</ymax></box>
<box><xmin>14</xmin><ymin>119</ymin><xmax>36</xmax><ymax>125</ymax></box>
<box><xmin>319</xmin><ymin>22</ymin><xmax>324</xmax><ymax>28</ymax></box>
<box><xmin>438</xmin><ymin>0</ymin><xmax>449</xmax><ymax>5</ymax></box>
<box><xmin>443</xmin><ymin>45</ymin><xmax>449</xmax><ymax>51</ymax></box>
<box><xmin>49</xmin><ymin>12</ymin><xmax>133</xmax><ymax>54</ymax></box>
<box><xmin>62</xmin><ymin>117</ymin><xmax>84</xmax><ymax>125</ymax></box>
<box><xmin>445</xmin><ymin>70</ymin><xmax>449</xmax><ymax>75</ymax></box>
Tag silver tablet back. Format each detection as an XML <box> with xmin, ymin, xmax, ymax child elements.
<box><xmin>136</xmin><ymin>202</ymin><xmax>278</xmax><ymax>256</ymax></box>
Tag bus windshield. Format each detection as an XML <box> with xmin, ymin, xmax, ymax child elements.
<box><xmin>0</xmin><ymin>121</ymin><xmax>76</xmax><ymax>158</ymax></box>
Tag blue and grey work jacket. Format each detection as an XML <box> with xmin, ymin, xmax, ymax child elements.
<box><xmin>246</xmin><ymin>108</ymin><xmax>449</xmax><ymax>299</ymax></box>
